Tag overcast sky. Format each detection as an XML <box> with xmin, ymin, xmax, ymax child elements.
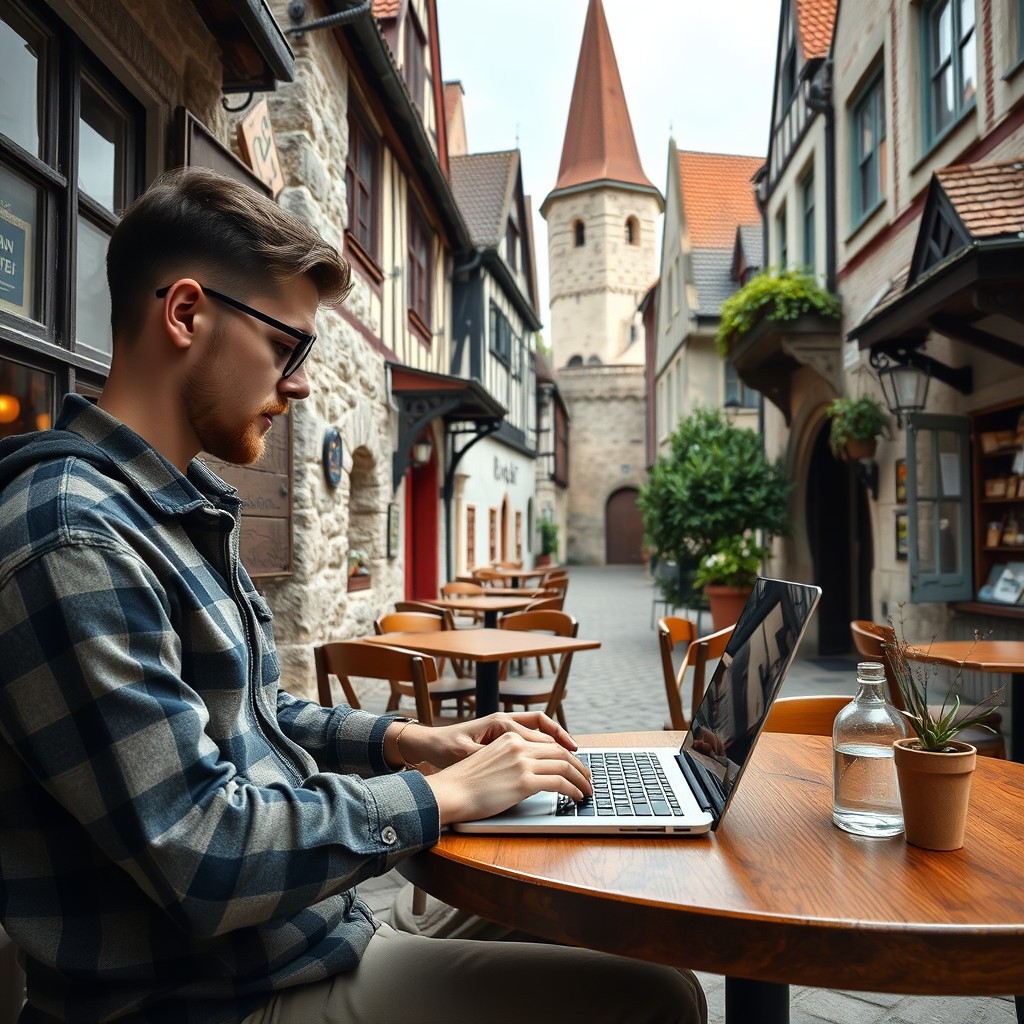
<box><xmin>434</xmin><ymin>0</ymin><xmax>782</xmax><ymax>334</ymax></box>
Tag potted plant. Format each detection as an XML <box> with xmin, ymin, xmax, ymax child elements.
<box><xmin>692</xmin><ymin>534</ymin><xmax>768</xmax><ymax>630</ymax></box>
<box><xmin>884</xmin><ymin>621</ymin><xmax>1003</xmax><ymax>850</ymax></box>
<box><xmin>826</xmin><ymin>395</ymin><xmax>892</xmax><ymax>461</ymax></box>
<box><xmin>537</xmin><ymin>519</ymin><xmax>559</xmax><ymax>567</ymax></box>
<box><xmin>638</xmin><ymin>407</ymin><xmax>792</xmax><ymax>624</ymax></box>
<box><xmin>346</xmin><ymin>550</ymin><xmax>371</xmax><ymax>591</ymax></box>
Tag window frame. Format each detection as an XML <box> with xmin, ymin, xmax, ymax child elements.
<box><xmin>489</xmin><ymin>300</ymin><xmax>511</xmax><ymax>365</ymax></box>
<box><xmin>850</xmin><ymin>69</ymin><xmax>886</xmax><ymax>228</ymax></box>
<box><xmin>921</xmin><ymin>0</ymin><xmax>976</xmax><ymax>150</ymax></box>
<box><xmin>407</xmin><ymin>198</ymin><xmax>432</xmax><ymax>329</ymax></box>
<box><xmin>906</xmin><ymin>412</ymin><xmax>973</xmax><ymax>602</ymax></box>
<box><xmin>345</xmin><ymin>101</ymin><xmax>380</xmax><ymax>263</ymax></box>
<box><xmin>403</xmin><ymin>6</ymin><xmax>427</xmax><ymax>116</ymax></box>
<box><xmin>573</xmin><ymin>219</ymin><xmax>585</xmax><ymax>247</ymax></box>
<box><xmin>724</xmin><ymin>361</ymin><xmax>759</xmax><ymax>410</ymax></box>
<box><xmin>801</xmin><ymin>167</ymin><xmax>815</xmax><ymax>273</ymax></box>
<box><xmin>776</xmin><ymin>204</ymin><xmax>788</xmax><ymax>268</ymax></box>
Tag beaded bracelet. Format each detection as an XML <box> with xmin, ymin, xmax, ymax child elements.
<box><xmin>394</xmin><ymin>719</ymin><xmax>425</xmax><ymax>770</ymax></box>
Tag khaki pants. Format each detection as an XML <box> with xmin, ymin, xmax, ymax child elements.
<box><xmin>242</xmin><ymin>884</ymin><xmax>707</xmax><ymax>1024</ymax></box>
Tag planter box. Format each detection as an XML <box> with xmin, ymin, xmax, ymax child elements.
<box><xmin>347</xmin><ymin>574</ymin><xmax>372</xmax><ymax>592</ymax></box>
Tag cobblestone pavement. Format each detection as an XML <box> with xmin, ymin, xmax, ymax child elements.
<box><xmin>355</xmin><ymin>566</ymin><xmax>1017</xmax><ymax>1024</ymax></box>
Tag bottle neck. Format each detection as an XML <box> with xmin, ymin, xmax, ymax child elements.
<box><xmin>856</xmin><ymin>680</ymin><xmax>888</xmax><ymax>701</ymax></box>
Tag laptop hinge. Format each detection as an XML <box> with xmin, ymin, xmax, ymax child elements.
<box><xmin>677</xmin><ymin>751</ymin><xmax>726</xmax><ymax>819</ymax></box>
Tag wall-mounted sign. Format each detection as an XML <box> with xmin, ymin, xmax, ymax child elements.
<box><xmin>322</xmin><ymin>426</ymin><xmax>343</xmax><ymax>487</ymax></box>
<box><xmin>493</xmin><ymin>457</ymin><xmax>518</xmax><ymax>485</ymax></box>
<box><xmin>237</xmin><ymin>98</ymin><xmax>285</xmax><ymax>198</ymax></box>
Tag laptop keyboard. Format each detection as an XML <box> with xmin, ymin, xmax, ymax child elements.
<box><xmin>556</xmin><ymin>751</ymin><xmax>686</xmax><ymax>818</ymax></box>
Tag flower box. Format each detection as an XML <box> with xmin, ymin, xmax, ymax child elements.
<box><xmin>347</xmin><ymin>574</ymin><xmax>372</xmax><ymax>592</ymax></box>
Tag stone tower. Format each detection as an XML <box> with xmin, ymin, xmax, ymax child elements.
<box><xmin>541</xmin><ymin>0</ymin><xmax>662</xmax><ymax>564</ymax></box>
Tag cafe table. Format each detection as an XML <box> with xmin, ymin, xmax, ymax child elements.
<box><xmin>907</xmin><ymin>639</ymin><xmax>1024</xmax><ymax>762</ymax></box>
<box><xmin>360</xmin><ymin>628</ymin><xmax>599</xmax><ymax>716</ymax></box>
<box><xmin>482</xmin><ymin>566</ymin><xmax>555</xmax><ymax>588</ymax></box>
<box><xmin>399</xmin><ymin>731</ymin><xmax>1024</xmax><ymax>1024</ymax></box>
<box><xmin>426</xmin><ymin>593</ymin><xmax>539</xmax><ymax>628</ymax></box>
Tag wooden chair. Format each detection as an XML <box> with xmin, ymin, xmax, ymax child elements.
<box><xmin>390</xmin><ymin>604</ymin><xmax>464</xmax><ymax>677</ymax></box>
<box><xmin>374</xmin><ymin>612</ymin><xmax>476</xmax><ymax>721</ymax></box>
<box><xmin>496</xmin><ymin>609</ymin><xmax>579</xmax><ymax>728</ymax></box>
<box><xmin>492</xmin><ymin>559</ymin><xmax>522</xmax><ymax>570</ymax></box>
<box><xmin>657</xmin><ymin>618</ymin><xmax>734</xmax><ymax>731</ymax></box>
<box><xmin>440</xmin><ymin>580</ymin><xmax>487</xmax><ymax>627</ymax></box>
<box><xmin>764</xmin><ymin>695</ymin><xmax>853</xmax><ymax>736</ymax></box>
<box><xmin>850</xmin><ymin>620</ymin><xmax>1006</xmax><ymax>759</ymax></box>
<box><xmin>314</xmin><ymin>639</ymin><xmax>445</xmax><ymax>723</ymax></box>
<box><xmin>471</xmin><ymin>566</ymin><xmax>510</xmax><ymax>588</ymax></box>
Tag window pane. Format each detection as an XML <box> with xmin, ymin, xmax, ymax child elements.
<box><xmin>75</xmin><ymin>215</ymin><xmax>112</xmax><ymax>360</ymax></box>
<box><xmin>960</xmin><ymin>32</ymin><xmax>976</xmax><ymax>106</ymax></box>
<box><xmin>0</xmin><ymin>358</ymin><xmax>53</xmax><ymax>439</ymax></box>
<box><xmin>0</xmin><ymin>12</ymin><xmax>43</xmax><ymax>157</ymax></box>
<box><xmin>79</xmin><ymin>77</ymin><xmax>126</xmax><ymax>213</ymax></box>
<box><xmin>939</xmin><ymin>501</ymin><xmax>962</xmax><ymax>574</ymax></box>
<box><xmin>0</xmin><ymin>162</ymin><xmax>41</xmax><ymax>320</ymax></box>
<box><xmin>959</xmin><ymin>0</ymin><xmax>974</xmax><ymax>34</ymax></box>
<box><xmin>934</xmin><ymin>2</ymin><xmax>952</xmax><ymax>64</ymax></box>
<box><xmin>933</xmin><ymin>65</ymin><xmax>954</xmax><ymax>133</ymax></box>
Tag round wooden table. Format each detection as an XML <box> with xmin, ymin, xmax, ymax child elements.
<box><xmin>399</xmin><ymin>731</ymin><xmax>1024</xmax><ymax>1023</ymax></box>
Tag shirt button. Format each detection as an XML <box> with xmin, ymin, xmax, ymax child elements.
<box><xmin>381</xmin><ymin>826</ymin><xmax>398</xmax><ymax>845</ymax></box>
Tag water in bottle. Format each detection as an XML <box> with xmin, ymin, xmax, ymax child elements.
<box><xmin>832</xmin><ymin>661</ymin><xmax>908</xmax><ymax>837</ymax></box>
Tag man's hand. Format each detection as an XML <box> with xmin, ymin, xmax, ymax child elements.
<box><xmin>386</xmin><ymin>714</ymin><xmax>592</xmax><ymax>825</ymax></box>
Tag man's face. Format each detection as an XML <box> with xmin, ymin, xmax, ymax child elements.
<box><xmin>182</xmin><ymin>276</ymin><xmax>318</xmax><ymax>465</ymax></box>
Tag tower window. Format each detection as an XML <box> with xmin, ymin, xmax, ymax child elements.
<box><xmin>625</xmin><ymin>216</ymin><xmax>639</xmax><ymax>244</ymax></box>
<box><xmin>573</xmin><ymin>220</ymin><xmax>585</xmax><ymax>247</ymax></box>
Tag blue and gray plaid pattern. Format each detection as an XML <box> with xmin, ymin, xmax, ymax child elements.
<box><xmin>0</xmin><ymin>396</ymin><xmax>438</xmax><ymax>1023</ymax></box>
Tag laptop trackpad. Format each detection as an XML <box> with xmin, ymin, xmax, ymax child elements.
<box><xmin>497</xmin><ymin>792</ymin><xmax>559</xmax><ymax>819</ymax></box>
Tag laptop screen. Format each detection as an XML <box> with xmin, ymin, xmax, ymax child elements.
<box><xmin>679</xmin><ymin>578</ymin><xmax>822</xmax><ymax>829</ymax></box>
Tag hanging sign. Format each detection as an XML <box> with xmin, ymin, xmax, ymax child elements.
<box><xmin>237</xmin><ymin>98</ymin><xmax>285</xmax><ymax>198</ymax></box>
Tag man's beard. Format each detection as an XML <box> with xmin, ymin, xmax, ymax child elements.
<box><xmin>183</xmin><ymin>337</ymin><xmax>287</xmax><ymax>465</ymax></box>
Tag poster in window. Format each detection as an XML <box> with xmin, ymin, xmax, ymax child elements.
<box><xmin>894</xmin><ymin>458</ymin><xmax>907</xmax><ymax>504</ymax></box>
<box><xmin>895</xmin><ymin>510</ymin><xmax>909</xmax><ymax>561</ymax></box>
<box><xmin>0</xmin><ymin>204</ymin><xmax>32</xmax><ymax>318</ymax></box>
<box><xmin>991</xmin><ymin>563</ymin><xmax>1024</xmax><ymax>604</ymax></box>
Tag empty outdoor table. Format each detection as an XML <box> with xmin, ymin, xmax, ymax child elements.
<box><xmin>907</xmin><ymin>639</ymin><xmax>1024</xmax><ymax>762</ymax></box>
<box><xmin>426</xmin><ymin>593</ymin><xmax>538</xmax><ymax>628</ymax></box>
<box><xmin>399</xmin><ymin>731</ymin><xmax>1024</xmax><ymax>1024</ymax></box>
<box><xmin>482</xmin><ymin>567</ymin><xmax>556</xmax><ymax>588</ymax></box>
<box><xmin>360</xmin><ymin>628</ymin><xmax>599</xmax><ymax>716</ymax></box>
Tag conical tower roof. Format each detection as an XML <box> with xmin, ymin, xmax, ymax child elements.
<box><xmin>541</xmin><ymin>0</ymin><xmax>660</xmax><ymax>215</ymax></box>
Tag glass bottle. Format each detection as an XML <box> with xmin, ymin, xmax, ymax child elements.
<box><xmin>832</xmin><ymin>661</ymin><xmax>908</xmax><ymax>837</ymax></box>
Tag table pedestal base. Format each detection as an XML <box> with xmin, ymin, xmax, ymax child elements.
<box><xmin>726</xmin><ymin>978</ymin><xmax>789</xmax><ymax>1023</ymax></box>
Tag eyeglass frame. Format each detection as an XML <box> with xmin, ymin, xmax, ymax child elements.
<box><xmin>154</xmin><ymin>283</ymin><xmax>317</xmax><ymax>379</ymax></box>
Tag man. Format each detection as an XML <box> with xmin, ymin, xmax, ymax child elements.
<box><xmin>0</xmin><ymin>167</ymin><xmax>706</xmax><ymax>1024</ymax></box>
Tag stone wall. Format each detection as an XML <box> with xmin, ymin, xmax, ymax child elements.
<box><xmin>557</xmin><ymin>365</ymin><xmax>647</xmax><ymax>564</ymax></box>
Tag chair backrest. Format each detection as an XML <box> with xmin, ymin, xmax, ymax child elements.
<box><xmin>492</xmin><ymin>559</ymin><xmax>522</xmax><ymax>570</ymax></box>
<box><xmin>764</xmin><ymin>694</ymin><xmax>853</xmax><ymax>736</ymax></box>
<box><xmin>658</xmin><ymin>618</ymin><xmax>733</xmax><ymax>730</ymax></box>
<box><xmin>393</xmin><ymin>601</ymin><xmax>455</xmax><ymax>628</ymax></box>
<box><xmin>850</xmin><ymin>619</ymin><xmax>904</xmax><ymax>711</ymax></box>
<box><xmin>526</xmin><ymin>594</ymin><xmax>565</xmax><ymax>612</ymax></box>
<box><xmin>440</xmin><ymin>580</ymin><xmax>486</xmax><ymax>598</ymax></box>
<box><xmin>498</xmin><ymin>610</ymin><xmax>579</xmax><ymax>717</ymax></box>
<box><xmin>375</xmin><ymin>611</ymin><xmax>446</xmax><ymax>636</ymax></box>
<box><xmin>314</xmin><ymin>639</ymin><xmax>438</xmax><ymax>716</ymax></box>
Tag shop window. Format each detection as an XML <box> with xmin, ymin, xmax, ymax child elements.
<box><xmin>0</xmin><ymin>357</ymin><xmax>53</xmax><ymax>439</ymax></box>
<box><xmin>0</xmin><ymin>1</ymin><xmax>142</xmax><ymax>379</ymax></box>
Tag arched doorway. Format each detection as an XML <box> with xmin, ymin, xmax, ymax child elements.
<box><xmin>805</xmin><ymin>422</ymin><xmax>872</xmax><ymax>654</ymax></box>
<box><xmin>605</xmin><ymin>487</ymin><xmax>644</xmax><ymax>564</ymax></box>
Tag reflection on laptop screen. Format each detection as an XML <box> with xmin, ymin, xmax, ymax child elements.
<box><xmin>680</xmin><ymin>578</ymin><xmax>821</xmax><ymax>828</ymax></box>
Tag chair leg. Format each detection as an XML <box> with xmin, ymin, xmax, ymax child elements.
<box><xmin>1014</xmin><ymin>995</ymin><xmax>1023</xmax><ymax>1022</ymax></box>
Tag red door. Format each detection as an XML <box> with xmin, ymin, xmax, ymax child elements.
<box><xmin>405</xmin><ymin>450</ymin><xmax>439</xmax><ymax>599</ymax></box>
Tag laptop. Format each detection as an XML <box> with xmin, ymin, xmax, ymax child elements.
<box><xmin>453</xmin><ymin>577</ymin><xmax>822</xmax><ymax>836</ymax></box>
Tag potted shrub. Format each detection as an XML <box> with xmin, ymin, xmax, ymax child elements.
<box><xmin>537</xmin><ymin>519</ymin><xmax>559</xmax><ymax>567</ymax></box>
<box><xmin>826</xmin><ymin>395</ymin><xmax>892</xmax><ymax>461</ymax></box>
<box><xmin>692</xmin><ymin>534</ymin><xmax>768</xmax><ymax>630</ymax></box>
<box><xmin>638</xmin><ymin>407</ymin><xmax>792</xmax><ymax>621</ymax></box>
<box><xmin>884</xmin><ymin>621</ymin><xmax>1003</xmax><ymax>850</ymax></box>
<box><xmin>715</xmin><ymin>268</ymin><xmax>842</xmax><ymax>356</ymax></box>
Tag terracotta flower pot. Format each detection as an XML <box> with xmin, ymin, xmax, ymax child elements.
<box><xmin>844</xmin><ymin>436</ymin><xmax>877</xmax><ymax>461</ymax></box>
<box><xmin>704</xmin><ymin>584</ymin><xmax>752</xmax><ymax>632</ymax></box>
<box><xmin>893</xmin><ymin>738</ymin><xmax>976</xmax><ymax>851</ymax></box>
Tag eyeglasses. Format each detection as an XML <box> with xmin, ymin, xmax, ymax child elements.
<box><xmin>155</xmin><ymin>284</ymin><xmax>317</xmax><ymax>379</ymax></box>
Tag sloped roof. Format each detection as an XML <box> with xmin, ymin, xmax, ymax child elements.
<box><xmin>692</xmin><ymin>249</ymin><xmax>738</xmax><ymax>317</ymax></box>
<box><xmin>738</xmin><ymin>224</ymin><xmax>763</xmax><ymax>268</ymax></box>
<box><xmin>679</xmin><ymin>151</ymin><xmax>763</xmax><ymax>248</ymax></box>
<box><xmin>795</xmin><ymin>0</ymin><xmax>837</xmax><ymax>60</ymax></box>
<box><xmin>548</xmin><ymin>0</ymin><xmax>656</xmax><ymax>198</ymax></box>
<box><xmin>935</xmin><ymin>159</ymin><xmax>1024</xmax><ymax>237</ymax></box>
<box><xmin>449</xmin><ymin>150</ymin><xmax>519</xmax><ymax>247</ymax></box>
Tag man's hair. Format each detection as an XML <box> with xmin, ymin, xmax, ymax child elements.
<box><xmin>107</xmin><ymin>166</ymin><xmax>351</xmax><ymax>339</ymax></box>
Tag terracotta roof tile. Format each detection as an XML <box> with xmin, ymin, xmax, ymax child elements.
<box><xmin>550</xmin><ymin>0</ymin><xmax>656</xmax><ymax>196</ymax></box>
<box><xmin>372</xmin><ymin>0</ymin><xmax>401</xmax><ymax>19</ymax></box>
<box><xmin>795</xmin><ymin>0</ymin><xmax>837</xmax><ymax>60</ymax></box>
<box><xmin>936</xmin><ymin>159</ymin><xmax>1024</xmax><ymax>238</ymax></box>
<box><xmin>678</xmin><ymin>151</ymin><xmax>763</xmax><ymax>249</ymax></box>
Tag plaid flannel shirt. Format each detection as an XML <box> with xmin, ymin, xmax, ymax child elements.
<box><xmin>0</xmin><ymin>396</ymin><xmax>439</xmax><ymax>1023</ymax></box>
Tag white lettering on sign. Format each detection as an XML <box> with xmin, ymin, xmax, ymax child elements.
<box><xmin>1</xmin><ymin>235</ymin><xmax>13</xmax><ymax>253</ymax></box>
<box><xmin>493</xmin><ymin>457</ymin><xmax>518</xmax><ymax>485</ymax></box>
<box><xmin>0</xmin><ymin>257</ymin><xmax>16</xmax><ymax>275</ymax></box>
